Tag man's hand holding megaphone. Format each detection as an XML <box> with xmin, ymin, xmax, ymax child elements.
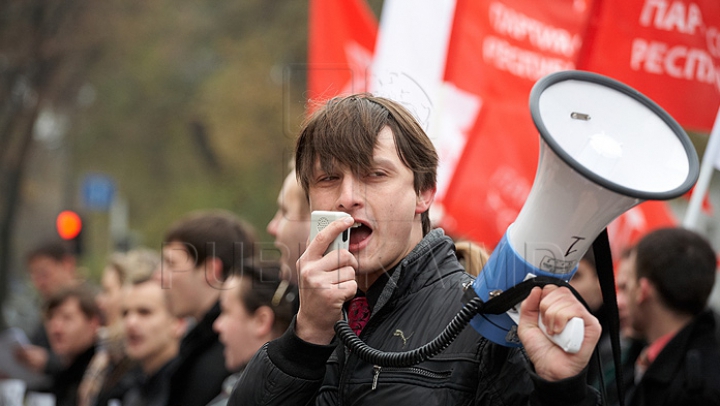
<box><xmin>518</xmin><ymin>285</ymin><xmax>602</xmax><ymax>381</ymax></box>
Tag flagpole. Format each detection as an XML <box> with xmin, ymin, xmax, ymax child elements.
<box><xmin>683</xmin><ymin>106</ymin><xmax>720</xmax><ymax>231</ymax></box>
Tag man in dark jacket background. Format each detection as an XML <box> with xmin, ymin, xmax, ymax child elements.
<box><xmin>617</xmin><ymin>227</ymin><xmax>720</xmax><ymax>405</ymax></box>
<box><xmin>43</xmin><ymin>284</ymin><xmax>100</xmax><ymax>406</ymax></box>
<box><xmin>159</xmin><ymin>210</ymin><xmax>256</xmax><ymax>406</ymax></box>
<box><xmin>230</xmin><ymin>94</ymin><xmax>603</xmax><ymax>405</ymax></box>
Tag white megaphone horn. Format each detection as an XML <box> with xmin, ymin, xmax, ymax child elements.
<box><xmin>469</xmin><ymin>70</ymin><xmax>699</xmax><ymax>351</ymax></box>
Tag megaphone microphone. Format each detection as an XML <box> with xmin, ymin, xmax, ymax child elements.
<box><xmin>334</xmin><ymin>70</ymin><xmax>699</xmax><ymax>366</ymax></box>
<box><xmin>470</xmin><ymin>70</ymin><xmax>699</xmax><ymax>351</ymax></box>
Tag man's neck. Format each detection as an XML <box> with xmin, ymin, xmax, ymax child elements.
<box><xmin>62</xmin><ymin>344</ymin><xmax>94</xmax><ymax>368</ymax></box>
<box><xmin>142</xmin><ymin>342</ymin><xmax>178</xmax><ymax>376</ymax></box>
<box><xmin>356</xmin><ymin>270</ymin><xmax>384</xmax><ymax>292</ymax></box>
<box><xmin>193</xmin><ymin>291</ymin><xmax>220</xmax><ymax>322</ymax></box>
<box><xmin>356</xmin><ymin>228</ymin><xmax>424</xmax><ymax>292</ymax></box>
<box><xmin>644</xmin><ymin>306</ymin><xmax>693</xmax><ymax>345</ymax></box>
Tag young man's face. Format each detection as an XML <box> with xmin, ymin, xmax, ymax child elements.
<box><xmin>159</xmin><ymin>242</ymin><xmax>208</xmax><ymax>319</ymax></box>
<box><xmin>28</xmin><ymin>256</ymin><xmax>75</xmax><ymax>300</ymax></box>
<box><xmin>45</xmin><ymin>297</ymin><xmax>98</xmax><ymax>361</ymax></box>
<box><xmin>569</xmin><ymin>259</ymin><xmax>602</xmax><ymax>312</ymax></box>
<box><xmin>615</xmin><ymin>252</ymin><xmax>642</xmax><ymax>337</ymax></box>
<box><xmin>267</xmin><ymin>172</ymin><xmax>310</xmax><ymax>284</ymax></box>
<box><xmin>123</xmin><ymin>280</ymin><xmax>182</xmax><ymax>368</ymax></box>
<box><xmin>96</xmin><ymin>267</ymin><xmax>124</xmax><ymax>327</ymax></box>
<box><xmin>213</xmin><ymin>276</ymin><xmax>262</xmax><ymax>371</ymax></box>
<box><xmin>307</xmin><ymin>127</ymin><xmax>434</xmax><ymax>287</ymax></box>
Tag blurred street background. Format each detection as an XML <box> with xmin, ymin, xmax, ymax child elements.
<box><xmin>0</xmin><ymin>0</ymin><xmax>383</xmax><ymax>334</ymax></box>
<box><xmin>2</xmin><ymin>0</ymin><xmax>719</xmax><ymax>334</ymax></box>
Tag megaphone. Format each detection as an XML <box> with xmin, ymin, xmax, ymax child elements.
<box><xmin>469</xmin><ymin>70</ymin><xmax>699</xmax><ymax>349</ymax></box>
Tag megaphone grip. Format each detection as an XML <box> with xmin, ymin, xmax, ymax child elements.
<box><xmin>537</xmin><ymin>316</ymin><xmax>584</xmax><ymax>354</ymax></box>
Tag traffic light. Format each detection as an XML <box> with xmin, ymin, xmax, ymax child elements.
<box><xmin>56</xmin><ymin>210</ymin><xmax>83</xmax><ymax>256</ymax></box>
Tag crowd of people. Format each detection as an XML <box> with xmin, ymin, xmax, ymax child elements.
<box><xmin>1</xmin><ymin>93</ymin><xmax>719</xmax><ymax>406</ymax></box>
<box><xmin>3</xmin><ymin>203</ymin><xmax>305</xmax><ymax>406</ymax></box>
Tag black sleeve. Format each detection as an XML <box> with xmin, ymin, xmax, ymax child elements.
<box><xmin>528</xmin><ymin>368</ymin><xmax>602</xmax><ymax>406</ymax></box>
<box><xmin>475</xmin><ymin>343</ymin><xmax>601</xmax><ymax>406</ymax></box>
<box><xmin>229</xmin><ymin>317</ymin><xmax>337</xmax><ymax>406</ymax></box>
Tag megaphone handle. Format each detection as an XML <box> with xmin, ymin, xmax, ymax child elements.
<box><xmin>537</xmin><ymin>316</ymin><xmax>584</xmax><ymax>354</ymax></box>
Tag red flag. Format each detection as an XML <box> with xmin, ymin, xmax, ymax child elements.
<box><xmin>308</xmin><ymin>0</ymin><xmax>378</xmax><ymax>111</ymax></box>
<box><xmin>438</xmin><ymin>0</ymin><xmax>595</xmax><ymax>247</ymax></box>
<box><xmin>578</xmin><ymin>0</ymin><xmax>720</xmax><ymax>246</ymax></box>
<box><xmin>306</xmin><ymin>0</ymin><xmax>703</xmax><ymax>254</ymax></box>
<box><xmin>607</xmin><ymin>200</ymin><xmax>680</xmax><ymax>255</ymax></box>
<box><xmin>577</xmin><ymin>0</ymin><xmax>720</xmax><ymax>133</ymax></box>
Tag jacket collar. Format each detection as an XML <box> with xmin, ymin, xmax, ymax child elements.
<box><xmin>180</xmin><ymin>300</ymin><xmax>222</xmax><ymax>357</ymax></box>
<box><xmin>371</xmin><ymin>228</ymin><xmax>460</xmax><ymax>317</ymax></box>
<box><xmin>641</xmin><ymin>309</ymin><xmax>717</xmax><ymax>383</ymax></box>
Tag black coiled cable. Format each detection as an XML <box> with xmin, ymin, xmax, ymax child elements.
<box><xmin>334</xmin><ymin>276</ymin><xmax>587</xmax><ymax>368</ymax></box>
<box><xmin>334</xmin><ymin>296</ymin><xmax>484</xmax><ymax>368</ymax></box>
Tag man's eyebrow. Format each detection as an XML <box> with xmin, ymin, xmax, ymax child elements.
<box><xmin>372</xmin><ymin>157</ymin><xmax>398</xmax><ymax>169</ymax></box>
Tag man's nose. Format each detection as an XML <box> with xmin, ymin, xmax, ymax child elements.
<box><xmin>267</xmin><ymin>212</ymin><xmax>280</xmax><ymax>237</ymax></box>
<box><xmin>47</xmin><ymin>318</ymin><xmax>62</xmax><ymax>334</ymax></box>
<box><xmin>335</xmin><ymin>176</ymin><xmax>362</xmax><ymax>210</ymax></box>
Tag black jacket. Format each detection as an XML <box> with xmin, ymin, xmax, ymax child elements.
<box><xmin>626</xmin><ymin>310</ymin><xmax>720</xmax><ymax>406</ymax></box>
<box><xmin>167</xmin><ymin>301</ymin><xmax>229</xmax><ymax>406</ymax></box>
<box><xmin>230</xmin><ymin>229</ymin><xmax>600</xmax><ymax>406</ymax></box>
<box><xmin>51</xmin><ymin>345</ymin><xmax>95</xmax><ymax>406</ymax></box>
<box><xmin>124</xmin><ymin>358</ymin><xmax>177</xmax><ymax>406</ymax></box>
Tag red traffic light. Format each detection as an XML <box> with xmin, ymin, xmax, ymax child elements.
<box><xmin>56</xmin><ymin>210</ymin><xmax>82</xmax><ymax>240</ymax></box>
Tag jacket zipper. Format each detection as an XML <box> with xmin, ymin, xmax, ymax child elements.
<box><xmin>372</xmin><ymin>365</ymin><xmax>381</xmax><ymax>390</ymax></box>
<box><xmin>371</xmin><ymin>365</ymin><xmax>452</xmax><ymax>390</ymax></box>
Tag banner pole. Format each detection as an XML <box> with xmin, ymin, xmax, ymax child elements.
<box><xmin>683</xmin><ymin>106</ymin><xmax>720</xmax><ymax>231</ymax></box>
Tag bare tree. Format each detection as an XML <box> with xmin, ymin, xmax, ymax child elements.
<box><xmin>0</xmin><ymin>0</ymin><xmax>107</xmax><ymax>327</ymax></box>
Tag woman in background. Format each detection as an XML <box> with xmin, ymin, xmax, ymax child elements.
<box><xmin>78</xmin><ymin>248</ymin><xmax>160</xmax><ymax>406</ymax></box>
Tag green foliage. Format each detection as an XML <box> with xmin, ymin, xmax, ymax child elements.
<box><xmin>70</xmin><ymin>0</ymin><xmax>317</xmax><ymax>274</ymax></box>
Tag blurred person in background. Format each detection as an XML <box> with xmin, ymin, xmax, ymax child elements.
<box><xmin>16</xmin><ymin>240</ymin><xmax>81</xmax><ymax>387</ymax></box>
<box><xmin>43</xmin><ymin>284</ymin><xmax>101</xmax><ymax>406</ymax></box>
<box><xmin>569</xmin><ymin>248</ymin><xmax>619</xmax><ymax>402</ymax></box>
<box><xmin>78</xmin><ymin>248</ymin><xmax>160</xmax><ymax>406</ymax></box>
<box><xmin>121</xmin><ymin>277</ymin><xmax>186</xmax><ymax>406</ymax></box>
<box><xmin>267</xmin><ymin>168</ymin><xmax>310</xmax><ymax>315</ymax></box>
<box><xmin>208</xmin><ymin>263</ymin><xmax>295</xmax><ymax>406</ymax></box>
<box><xmin>267</xmin><ymin>168</ymin><xmax>311</xmax><ymax>286</ymax></box>
<box><xmin>453</xmin><ymin>239</ymin><xmax>490</xmax><ymax>278</ymax></box>
<box><xmin>608</xmin><ymin>247</ymin><xmax>647</xmax><ymax>406</ymax></box>
<box><xmin>569</xmin><ymin>248</ymin><xmax>603</xmax><ymax>315</ymax></box>
<box><xmin>618</xmin><ymin>227</ymin><xmax>720</xmax><ymax>405</ymax></box>
<box><xmin>26</xmin><ymin>240</ymin><xmax>80</xmax><ymax>303</ymax></box>
<box><xmin>159</xmin><ymin>209</ymin><xmax>256</xmax><ymax>406</ymax></box>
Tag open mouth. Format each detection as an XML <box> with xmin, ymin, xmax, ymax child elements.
<box><xmin>349</xmin><ymin>221</ymin><xmax>371</xmax><ymax>248</ymax></box>
<box><xmin>126</xmin><ymin>334</ymin><xmax>143</xmax><ymax>347</ymax></box>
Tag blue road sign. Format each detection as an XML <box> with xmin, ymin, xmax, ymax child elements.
<box><xmin>82</xmin><ymin>174</ymin><xmax>116</xmax><ymax>211</ymax></box>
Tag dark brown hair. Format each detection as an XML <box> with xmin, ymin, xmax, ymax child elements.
<box><xmin>164</xmin><ymin>209</ymin><xmax>257</xmax><ymax>280</ymax></box>
<box><xmin>295</xmin><ymin>94</ymin><xmax>438</xmax><ymax>235</ymax></box>
<box><xmin>229</xmin><ymin>263</ymin><xmax>295</xmax><ymax>336</ymax></box>
<box><xmin>44</xmin><ymin>284</ymin><xmax>100</xmax><ymax>321</ymax></box>
<box><xmin>633</xmin><ymin>227</ymin><xmax>716</xmax><ymax>316</ymax></box>
<box><xmin>26</xmin><ymin>240</ymin><xmax>74</xmax><ymax>263</ymax></box>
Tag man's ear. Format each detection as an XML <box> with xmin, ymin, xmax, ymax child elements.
<box><xmin>203</xmin><ymin>257</ymin><xmax>225</xmax><ymax>288</ymax></box>
<box><xmin>415</xmin><ymin>187</ymin><xmax>436</xmax><ymax>214</ymax></box>
<box><xmin>173</xmin><ymin>317</ymin><xmax>189</xmax><ymax>339</ymax></box>
<box><xmin>253</xmin><ymin>306</ymin><xmax>275</xmax><ymax>338</ymax></box>
<box><xmin>637</xmin><ymin>277</ymin><xmax>654</xmax><ymax>304</ymax></box>
<box><xmin>90</xmin><ymin>316</ymin><xmax>102</xmax><ymax>333</ymax></box>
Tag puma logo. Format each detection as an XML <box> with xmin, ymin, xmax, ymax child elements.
<box><xmin>393</xmin><ymin>329</ymin><xmax>413</xmax><ymax>347</ymax></box>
